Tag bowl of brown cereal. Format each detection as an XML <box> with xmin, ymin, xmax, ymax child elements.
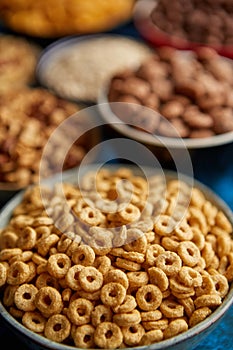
<box><xmin>0</xmin><ymin>164</ymin><xmax>232</xmax><ymax>350</ymax></box>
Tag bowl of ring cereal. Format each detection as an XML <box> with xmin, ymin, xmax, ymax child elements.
<box><xmin>0</xmin><ymin>164</ymin><xmax>232</xmax><ymax>350</ymax></box>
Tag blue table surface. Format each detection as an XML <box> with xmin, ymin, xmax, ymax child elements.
<box><xmin>0</xmin><ymin>20</ymin><xmax>233</xmax><ymax>350</ymax></box>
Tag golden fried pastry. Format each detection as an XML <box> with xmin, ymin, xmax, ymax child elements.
<box><xmin>0</xmin><ymin>0</ymin><xmax>136</xmax><ymax>38</ymax></box>
<box><xmin>0</xmin><ymin>35</ymin><xmax>41</xmax><ymax>93</ymax></box>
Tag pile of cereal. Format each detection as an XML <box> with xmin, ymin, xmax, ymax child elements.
<box><xmin>107</xmin><ymin>46</ymin><xmax>233</xmax><ymax>138</ymax></box>
<box><xmin>0</xmin><ymin>167</ymin><xmax>232</xmax><ymax>348</ymax></box>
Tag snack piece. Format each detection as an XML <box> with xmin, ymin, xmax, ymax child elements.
<box><xmin>0</xmin><ymin>35</ymin><xmax>41</xmax><ymax>93</ymax></box>
<box><xmin>0</xmin><ymin>0</ymin><xmax>136</xmax><ymax>38</ymax></box>
<box><xmin>0</xmin><ymin>167</ymin><xmax>232</xmax><ymax>348</ymax></box>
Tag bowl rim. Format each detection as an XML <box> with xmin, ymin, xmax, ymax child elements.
<box><xmin>98</xmin><ymin>90</ymin><xmax>233</xmax><ymax>149</ymax></box>
<box><xmin>0</xmin><ymin>163</ymin><xmax>233</xmax><ymax>350</ymax></box>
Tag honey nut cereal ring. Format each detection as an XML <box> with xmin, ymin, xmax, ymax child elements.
<box><xmin>100</xmin><ymin>282</ymin><xmax>126</xmax><ymax>307</ymax></box>
<box><xmin>79</xmin><ymin>266</ymin><xmax>103</xmax><ymax>292</ymax></box>
<box><xmin>161</xmin><ymin>236</ymin><xmax>179</xmax><ymax>252</ymax></box>
<box><xmin>174</xmin><ymin>221</ymin><xmax>193</xmax><ymax>241</ymax></box>
<box><xmin>57</xmin><ymin>234</ymin><xmax>73</xmax><ymax>253</ymax></box>
<box><xmin>177</xmin><ymin>241</ymin><xmax>201</xmax><ymax>267</ymax></box>
<box><xmin>67</xmin><ymin>298</ymin><xmax>94</xmax><ymax>326</ymax></box>
<box><xmin>3</xmin><ymin>285</ymin><xmax>18</xmax><ymax>307</ymax></box>
<box><xmin>194</xmin><ymin>294</ymin><xmax>222</xmax><ymax>308</ymax></box>
<box><xmin>7</xmin><ymin>260</ymin><xmax>30</xmax><ymax>285</ymax></box>
<box><xmin>122</xmin><ymin>324</ymin><xmax>145</xmax><ymax>346</ymax></box>
<box><xmin>145</xmin><ymin>231</ymin><xmax>156</xmax><ymax>244</ymax></box>
<box><xmin>156</xmin><ymin>251</ymin><xmax>182</xmax><ymax>276</ymax></box>
<box><xmin>169</xmin><ymin>277</ymin><xmax>195</xmax><ymax>294</ymax></box>
<box><xmin>32</xmin><ymin>216</ymin><xmax>54</xmax><ymax>227</ymax></box>
<box><xmin>124</xmin><ymin>228</ymin><xmax>147</xmax><ymax>254</ymax></box>
<box><xmin>0</xmin><ymin>230</ymin><xmax>18</xmax><ymax>250</ymax></box>
<box><xmin>130</xmin><ymin>218</ymin><xmax>154</xmax><ymax>232</ymax></box>
<box><xmin>109</xmin><ymin>248</ymin><xmax>125</xmax><ymax>257</ymax></box>
<box><xmin>91</xmin><ymin>305</ymin><xmax>112</xmax><ymax>327</ymax></box>
<box><xmin>9</xmin><ymin>307</ymin><xmax>24</xmax><ymax>319</ymax></box>
<box><xmin>203</xmin><ymin>201</ymin><xmax>218</xmax><ymax>227</ymax></box>
<box><xmin>78</xmin><ymin>289</ymin><xmax>101</xmax><ymax>301</ymax></box>
<box><xmin>9</xmin><ymin>251</ymin><xmax>33</xmax><ymax>264</ymax></box>
<box><xmin>217</xmin><ymin>234</ymin><xmax>232</xmax><ymax>258</ymax></box>
<box><xmin>44</xmin><ymin>314</ymin><xmax>71</xmax><ymax>343</ymax></box>
<box><xmin>0</xmin><ymin>263</ymin><xmax>7</xmax><ymax>287</ymax></box>
<box><xmin>65</xmin><ymin>265</ymin><xmax>83</xmax><ymax>291</ymax></box>
<box><xmin>115</xmin><ymin>257</ymin><xmax>141</xmax><ymax>272</ymax></box>
<box><xmin>112</xmin><ymin>295</ymin><xmax>137</xmax><ymax>314</ymax></box>
<box><xmin>140</xmin><ymin>329</ymin><xmax>163</xmax><ymax>345</ymax></box>
<box><xmin>210</xmin><ymin>273</ymin><xmax>229</xmax><ymax>298</ymax></box>
<box><xmin>73</xmin><ymin>324</ymin><xmax>95</xmax><ymax>349</ymax></box>
<box><xmin>191</xmin><ymin>227</ymin><xmax>205</xmax><ymax>250</ymax></box>
<box><xmin>122</xmin><ymin>251</ymin><xmax>145</xmax><ymax>264</ymax></box>
<box><xmin>171</xmin><ymin>289</ymin><xmax>195</xmax><ymax>299</ymax></box>
<box><xmin>118</xmin><ymin>203</ymin><xmax>141</xmax><ymax>224</ymax></box>
<box><xmin>94</xmin><ymin>322</ymin><xmax>123</xmax><ymax>349</ymax></box>
<box><xmin>140</xmin><ymin>310</ymin><xmax>162</xmax><ymax>322</ymax></box>
<box><xmin>224</xmin><ymin>263</ymin><xmax>233</xmax><ymax>282</ymax></box>
<box><xmin>94</xmin><ymin>256</ymin><xmax>111</xmax><ymax>275</ymax></box>
<box><xmin>47</xmin><ymin>253</ymin><xmax>71</xmax><ymax>279</ymax></box>
<box><xmin>113</xmin><ymin>309</ymin><xmax>141</xmax><ymax>327</ymax></box>
<box><xmin>35</xmin><ymin>225</ymin><xmax>51</xmax><ymax>239</ymax></box>
<box><xmin>78</xmin><ymin>206</ymin><xmax>106</xmax><ymax>226</ymax></box>
<box><xmin>179</xmin><ymin>297</ymin><xmax>195</xmax><ymax>317</ymax></box>
<box><xmin>22</xmin><ymin>311</ymin><xmax>46</xmax><ymax>333</ymax></box>
<box><xmin>17</xmin><ymin>226</ymin><xmax>37</xmax><ymax>250</ymax></box>
<box><xmin>160</xmin><ymin>298</ymin><xmax>184</xmax><ymax>318</ymax></box>
<box><xmin>35</xmin><ymin>272</ymin><xmax>60</xmax><ymax>290</ymax></box>
<box><xmin>34</xmin><ymin>286</ymin><xmax>63</xmax><ymax>317</ymax></box>
<box><xmin>104</xmin><ymin>269</ymin><xmax>129</xmax><ymax>289</ymax></box>
<box><xmin>32</xmin><ymin>253</ymin><xmax>47</xmax><ymax>265</ymax></box>
<box><xmin>36</xmin><ymin>234</ymin><xmax>59</xmax><ymax>256</ymax></box>
<box><xmin>154</xmin><ymin>215</ymin><xmax>176</xmax><ymax>236</ymax></box>
<box><xmin>0</xmin><ymin>248</ymin><xmax>22</xmax><ymax>261</ymax></box>
<box><xmin>146</xmin><ymin>244</ymin><xmax>165</xmax><ymax>266</ymax></box>
<box><xmin>189</xmin><ymin>307</ymin><xmax>212</xmax><ymax>327</ymax></box>
<box><xmin>127</xmin><ymin>271</ymin><xmax>149</xmax><ymax>288</ymax></box>
<box><xmin>190</xmin><ymin>187</ymin><xmax>206</xmax><ymax>208</ymax></box>
<box><xmin>142</xmin><ymin>318</ymin><xmax>169</xmax><ymax>331</ymax></box>
<box><xmin>148</xmin><ymin>267</ymin><xmax>169</xmax><ymax>292</ymax></box>
<box><xmin>163</xmin><ymin>318</ymin><xmax>188</xmax><ymax>339</ymax></box>
<box><xmin>136</xmin><ymin>284</ymin><xmax>162</xmax><ymax>311</ymax></box>
<box><xmin>14</xmin><ymin>283</ymin><xmax>38</xmax><ymax>311</ymax></box>
<box><xmin>71</xmin><ymin>245</ymin><xmax>95</xmax><ymax>266</ymax></box>
<box><xmin>188</xmin><ymin>207</ymin><xmax>208</xmax><ymax>235</ymax></box>
<box><xmin>215</xmin><ymin>211</ymin><xmax>232</xmax><ymax>233</ymax></box>
<box><xmin>178</xmin><ymin>266</ymin><xmax>203</xmax><ymax>287</ymax></box>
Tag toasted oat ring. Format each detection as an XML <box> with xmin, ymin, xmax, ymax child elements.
<box><xmin>22</xmin><ymin>311</ymin><xmax>46</xmax><ymax>333</ymax></box>
<box><xmin>124</xmin><ymin>228</ymin><xmax>147</xmax><ymax>254</ymax></box>
<box><xmin>34</xmin><ymin>286</ymin><xmax>63</xmax><ymax>317</ymax></box>
<box><xmin>100</xmin><ymin>282</ymin><xmax>126</xmax><ymax>307</ymax></box>
<box><xmin>161</xmin><ymin>236</ymin><xmax>179</xmax><ymax>252</ymax></box>
<box><xmin>35</xmin><ymin>272</ymin><xmax>60</xmax><ymax>290</ymax></box>
<box><xmin>122</xmin><ymin>251</ymin><xmax>145</xmax><ymax>264</ymax></box>
<box><xmin>113</xmin><ymin>309</ymin><xmax>141</xmax><ymax>327</ymax></box>
<box><xmin>146</xmin><ymin>244</ymin><xmax>165</xmax><ymax>266</ymax></box>
<box><xmin>195</xmin><ymin>274</ymin><xmax>216</xmax><ymax>297</ymax></box>
<box><xmin>79</xmin><ymin>266</ymin><xmax>103</xmax><ymax>292</ymax></box>
<box><xmin>178</xmin><ymin>266</ymin><xmax>202</xmax><ymax>287</ymax></box>
<box><xmin>0</xmin><ymin>263</ymin><xmax>7</xmax><ymax>287</ymax></box>
<box><xmin>47</xmin><ymin>253</ymin><xmax>71</xmax><ymax>279</ymax></box>
<box><xmin>17</xmin><ymin>226</ymin><xmax>37</xmax><ymax>250</ymax></box>
<box><xmin>7</xmin><ymin>261</ymin><xmax>30</xmax><ymax>285</ymax></box>
<box><xmin>91</xmin><ymin>305</ymin><xmax>112</xmax><ymax>327</ymax></box>
<box><xmin>136</xmin><ymin>284</ymin><xmax>162</xmax><ymax>311</ymax></box>
<box><xmin>142</xmin><ymin>318</ymin><xmax>168</xmax><ymax>331</ymax></box>
<box><xmin>71</xmin><ymin>245</ymin><xmax>95</xmax><ymax>266</ymax></box>
<box><xmin>177</xmin><ymin>241</ymin><xmax>200</xmax><ymax>267</ymax></box>
<box><xmin>0</xmin><ymin>248</ymin><xmax>22</xmax><ymax>261</ymax></box>
<box><xmin>194</xmin><ymin>294</ymin><xmax>222</xmax><ymax>309</ymax></box>
<box><xmin>14</xmin><ymin>283</ymin><xmax>38</xmax><ymax>311</ymax></box>
<box><xmin>65</xmin><ymin>265</ymin><xmax>83</xmax><ymax>291</ymax></box>
<box><xmin>118</xmin><ymin>203</ymin><xmax>141</xmax><ymax>223</ymax></box>
<box><xmin>127</xmin><ymin>271</ymin><xmax>149</xmax><ymax>288</ymax></box>
<box><xmin>122</xmin><ymin>324</ymin><xmax>145</xmax><ymax>346</ymax></box>
<box><xmin>155</xmin><ymin>251</ymin><xmax>182</xmax><ymax>276</ymax></box>
<box><xmin>140</xmin><ymin>310</ymin><xmax>162</xmax><ymax>322</ymax></box>
<box><xmin>210</xmin><ymin>273</ymin><xmax>229</xmax><ymax>298</ymax></box>
<box><xmin>67</xmin><ymin>298</ymin><xmax>94</xmax><ymax>326</ymax></box>
<box><xmin>148</xmin><ymin>267</ymin><xmax>169</xmax><ymax>292</ymax></box>
<box><xmin>174</xmin><ymin>221</ymin><xmax>193</xmax><ymax>241</ymax></box>
<box><xmin>179</xmin><ymin>297</ymin><xmax>195</xmax><ymax>317</ymax></box>
<box><xmin>94</xmin><ymin>256</ymin><xmax>111</xmax><ymax>275</ymax></box>
<box><xmin>79</xmin><ymin>206</ymin><xmax>105</xmax><ymax>226</ymax></box>
<box><xmin>140</xmin><ymin>329</ymin><xmax>163</xmax><ymax>345</ymax></box>
<box><xmin>160</xmin><ymin>298</ymin><xmax>184</xmax><ymax>318</ymax></box>
<box><xmin>169</xmin><ymin>277</ymin><xmax>194</xmax><ymax>294</ymax></box>
<box><xmin>3</xmin><ymin>285</ymin><xmax>18</xmax><ymax>306</ymax></box>
<box><xmin>163</xmin><ymin>319</ymin><xmax>188</xmax><ymax>339</ymax></box>
<box><xmin>189</xmin><ymin>307</ymin><xmax>212</xmax><ymax>327</ymax></box>
<box><xmin>94</xmin><ymin>322</ymin><xmax>123</xmax><ymax>349</ymax></box>
<box><xmin>154</xmin><ymin>215</ymin><xmax>176</xmax><ymax>236</ymax></box>
<box><xmin>44</xmin><ymin>314</ymin><xmax>71</xmax><ymax>342</ymax></box>
<box><xmin>112</xmin><ymin>295</ymin><xmax>137</xmax><ymax>314</ymax></box>
<box><xmin>115</xmin><ymin>257</ymin><xmax>141</xmax><ymax>272</ymax></box>
<box><xmin>104</xmin><ymin>269</ymin><xmax>129</xmax><ymax>289</ymax></box>
<box><xmin>73</xmin><ymin>324</ymin><xmax>95</xmax><ymax>348</ymax></box>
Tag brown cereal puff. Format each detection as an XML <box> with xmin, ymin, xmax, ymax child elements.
<box><xmin>65</xmin><ymin>265</ymin><xmax>83</xmax><ymax>291</ymax></box>
<box><xmin>112</xmin><ymin>295</ymin><xmax>137</xmax><ymax>314</ymax></box>
<box><xmin>177</xmin><ymin>241</ymin><xmax>201</xmax><ymax>267</ymax></box>
<box><xmin>91</xmin><ymin>305</ymin><xmax>112</xmax><ymax>327</ymax></box>
<box><xmin>67</xmin><ymin>298</ymin><xmax>94</xmax><ymax>326</ymax></box>
<box><xmin>156</xmin><ymin>251</ymin><xmax>182</xmax><ymax>276</ymax></box>
<box><xmin>0</xmin><ymin>263</ymin><xmax>7</xmax><ymax>287</ymax></box>
<box><xmin>148</xmin><ymin>267</ymin><xmax>169</xmax><ymax>292</ymax></box>
<box><xmin>146</xmin><ymin>244</ymin><xmax>165</xmax><ymax>266</ymax></box>
<box><xmin>136</xmin><ymin>284</ymin><xmax>162</xmax><ymax>311</ymax></box>
<box><xmin>44</xmin><ymin>314</ymin><xmax>71</xmax><ymax>343</ymax></box>
<box><xmin>160</xmin><ymin>298</ymin><xmax>184</xmax><ymax>318</ymax></box>
<box><xmin>47</xmin><ymin>253</ymin><xmax>71</xmax><ymax>279</ymax></box>
<box><xmin>100</xmin><ymin>282</ymin><xmax>126</xmax><ymax>307</ymax></box>
<box><xmin>79</xmin><ymin>266</ymin><xmax>103</xmax><ymax>292</ymax></box>
<box><xmin>154</xmin><ymin>215</ymin><xmax>176</xmax><ymax>236</ymax></box>
<box><xmin>3</xmin><ymin>285</ymin><xmax>18</xmax><ymax>307</ymax></box>
<box><xmin>118</xmin><ymin>203</ymin><xmax>141</xmax><ymax>223</ymax></box>
<box><xmin>94</xmin><ymin>322</ymin><xmax>123</xmax><ymax>349</ymax></box>
<box><xmin>178</xmin><ymin>266</ymin><xmax>203</xmax><ymax>288</ymax></box>
<box><xmin>17</xmin><ymin>226</ymin><xmax>37</xmax><ymax>250</ymax></box>
<box><xmin>14</xmin><ymin>283</ymin><xmax>38</xmax><ymax>311</ymax></box>
<box><xmin>34</xmin><ymin>286</ymin><xmax>63</xmax><ymax>317</ymax></box>
<box><xmin>127</xmin><ymin>271</ymin><xmax>149</xmax><ymax>288</ymax></box>
<box><xmin>140</xmin><ymin>329</ymin><xmax>163</xmax><ymax>345</ymax></box>
<box><xmin>35</xmin><ymin>272</ymin><xmax>60</xmax><ymax>290</ymax></box>
<box><xmin>189</xmin><ymin>307</ymin><xmax>212</xmax><ymax>327</ymax></box>
<box><xmin>113</xmin><ymin>309</ymin><xmax>141</xmax><ymax>327</ymax></box>
<box><xmin>71</xmin><ymin>245</ymin><xmax>95</xmax><ymax>266</ymax></box>
<box><xmin>122</xmin><ymin>324</ymin><xmax>145</xmax><ymax>346</ymax></box>
<box><xmin>163</xmin><ymin>318</ymin><xmax>188</xmax><ymax>339</ymax></box>
<box><xmin>104</xmin><ymin>269</ymin><xmax>129</xmax><ymax>289</ymax></box>
<box><xmin>73</xmin><ymin>324</ymin><xmax>95</xmax><ymax>349</ymax></box>
<box><xmin>7</xmin><ymin>261</ymin><xmax>30</xmax><ymax>285</ymax></box>
<box><xmin>194</xmin><ymin>294</ymin><xmax>222</xmax><ymax>309</ymax></box>
<box><xmin>22</xmin><ymin>311</ymin><xmax>46</xmax><ymax>333</ymax></box>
